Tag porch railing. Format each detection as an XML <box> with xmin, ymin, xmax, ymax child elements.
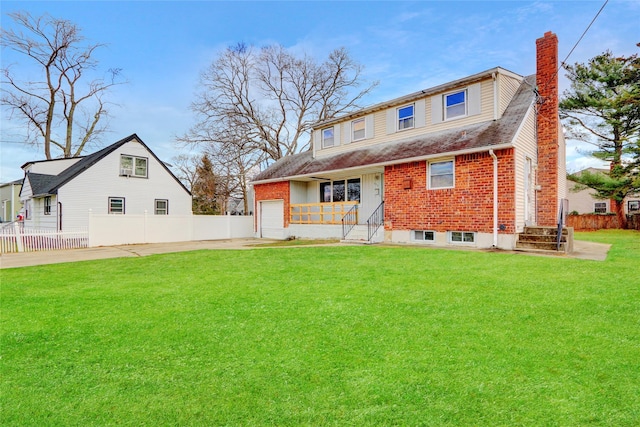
<box><xmin>290</xmin><ymin>202</ymin><xmax>358</xmax><ymax>225</ymax></box>
<box><xmin>367</xmin><ymin>201</ymin><xmax>385</xmax><ymax>242</ymax></box>
<box><xmin>341</xmin><ymin>204</ymin><xmax>358</xmax><ymax>239</ymax></box>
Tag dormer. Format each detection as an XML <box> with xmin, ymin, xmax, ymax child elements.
<box><xmin>312</xmin><ymin>67</ymin><xmax>524</xmax><ymax>156</ymax></box>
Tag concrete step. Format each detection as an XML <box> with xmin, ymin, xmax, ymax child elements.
<box><xmin>517</xmin><ymin>234</ymin><xmax>567</xmax><ymax>243</ymax></box>
<box><xmin>342</xmin><ymin>224</ymin><xmax>383</xmax><ymax>244</ymax></box>
<box><xmin>515</xmin><ymin>241</ymin><xmax>568</xmax><ymax>251</ymax></box>
<box><xmin>523</xmin><ymin>226</ymin><xmax>569</xmax><ymax>236</ymax></box>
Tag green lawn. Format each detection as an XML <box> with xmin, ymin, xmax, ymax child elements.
<box><xmin>1</xmin><ymin>230</ymin><xmax>639</xmax><ymax>426</ymax></box>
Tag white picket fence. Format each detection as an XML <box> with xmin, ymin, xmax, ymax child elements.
<box><xmin>0</xmin><ymin>223</ymin><xmax>89</xmax><ymax>253</ymax></box>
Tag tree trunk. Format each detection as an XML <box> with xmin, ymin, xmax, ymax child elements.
<box><xmin>613</xmin><ymin>199</ymin><xmax>627</xmax><ymax>229</ymax></box>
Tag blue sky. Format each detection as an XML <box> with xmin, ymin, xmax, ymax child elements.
<box><xmin>1</xmin><ymin>0</ymin><xmax>639</xmax><ymax>182</ymax></box>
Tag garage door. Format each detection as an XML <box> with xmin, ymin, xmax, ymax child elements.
<box><xmin>260</xmin><ymin>200</ymin><xmax>284</xmax><ymax>239</ymax></box>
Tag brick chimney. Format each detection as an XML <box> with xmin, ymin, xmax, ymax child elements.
<box><xmin>536</xmin><ymin>31</ymin><xmax>559</xmax><ymax>226</ymax></box>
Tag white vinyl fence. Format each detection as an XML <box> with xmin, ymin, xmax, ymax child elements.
<box><xmin>0</xmin><ymin>223</ymin><xmax>88</xmax><ymax>253</ymax></box>
<box><xmin>0</xmin><ymin>214</ymin><xmax>254</xmax><ymax>253</ymax></box>
<box><xmin>88</xmin><ymin>213</ymin><xmax>254</xmax><ymax>247</ymax></box>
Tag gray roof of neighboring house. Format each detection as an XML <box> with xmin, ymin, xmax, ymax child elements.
<box><xmin>22</xmin><ymin>134</ymin><xmax>191</xmax><ymax>197</ymax></box>
<box><xmin>0</xmin><ymin>178</ymin><xmax>23</xmax><ymax>187</ymax></box>
<box><xmin>253</xmin><ymin>75</ymin><xmax>536</xmax><ymax>183</ymax></box>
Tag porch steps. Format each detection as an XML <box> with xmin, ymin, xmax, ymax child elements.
<box><xmin>515</xmin><ymin>226</ymin><xmax>574</xmax><ymax>254</ymax></box>
<box><xmin>341</xmin><ymin>224</ymin><xmax>383</xmax><ymax>244</ymax></box>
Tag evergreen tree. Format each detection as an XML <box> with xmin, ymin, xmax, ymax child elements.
<box><xmin>560</xmin><ymin>45</ymin><xmax>640</xmax><ymax>227</ymax></box>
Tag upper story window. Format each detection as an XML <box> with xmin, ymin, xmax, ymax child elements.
<box><xmin>352</xmin><ymin>118</ymin><xmax>365</xmax><ymax>141</ymax></box>
<box><xmin>398</xmin><ymin>104</ymin><xmax>414</xmax><ymax>131</ymax></box>
<box><xmin>429</xmin><ymin>159</ymin><xmax>454</xmax><ymax>189</ymax></box>
<box><xmin>322</xmin><ymin>128</ymin><xmax>334</xmax><ymax>148</ymax></box>
<box><xmin>44</xmin><ymin>196</ymin><xmax>52</xmax><ymax>215</ymax></box>
<box><xmin>120</xmin><ymin>155</ymin><xmax>148</xmax><ymax>178</ymax></box>
<box><xmin>445</xmin><ymin>90</ymin><xmax>467</xmax><ymax>120</ymax></box>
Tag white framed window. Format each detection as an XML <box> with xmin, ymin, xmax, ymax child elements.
<box><xmin>322</xmin><ymin>128</ymin><xmax>334</xmax><ymax>148</ymax></box>
<box><xmin>397</xmin><ymin>104</ymin><xmax>414</xmax><ymax>130</ymax></box>
<box><xmin>429</xmin><ymin>159</ymin><xmax>454</xmax><ymax>189</ymax></box>
<box><xmin>44</xmin><ymin>196</ymin><xmax>52</xmax><ymax>215</ymax></box>
<box><xmin>413</xmin><ymin>230</ymin><xmax>435</xmax><ymax>243</ymax></box>
<box><xmin>120</xmin><ymin>155</ymin><xmax>148</xmax><ymax>178</ymax></box>
<box><xmin>319</xmin><ymin>178</ymin><xmax>361</xmax><ymax>203</ymax></box>
<box><xmin>594</xmin><ymin>202</ymin><xmax>607</xmax><ymax>214</ymax></box>
<box><xmin>109</xmin><ymin>197</ymin><xmax>125</xmax><ymax>214</ymax></box>
<box><xmin>449</xmin><ymin>231</ymin><xmax>475</xmax><ymax>244</ymax></box>
<box><xmin>444</xmin><ymin>90</ymin><xmax>467</xmax><ymax>120</ymax></box>
<box><xmin>352</xmin><ymin>118</ymin><xmax>365</xmax><ymax>141</ymax></box>
<box><xmin>629</xmin><ymin>200</ymin><xmax>640</xmax><ymax>212</ymax></box>
<box><xmin>155</xmin><ymin>199</ymin><xmax>168</xmax><ymax>215</ymax></box>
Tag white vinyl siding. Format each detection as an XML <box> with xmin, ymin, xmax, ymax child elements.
<box><xmin>313</xmin><ymin>74</ymin><xmax>516</xmax><ymax>156</ymax></box>
<box><xmin>513</xmin><ymin>105</ymin><xmax>537</xmax><ymax>231</ymax></box>
<box><xmin>53</xmin><ymin>138</ymin><xmax>192</xmax><ymax>230</ymax></box>
<box><xmin>498</xmin><ymin>74</ymin><xmax>523</xmax><ymax>117</ymax></box>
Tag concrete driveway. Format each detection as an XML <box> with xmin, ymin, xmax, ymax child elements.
<box><xmin>0</xmin><ymin>238</ymin><xmax>611</xmax><ymax>269</ymax></box>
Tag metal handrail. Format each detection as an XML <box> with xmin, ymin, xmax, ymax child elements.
<box><xmin>556</xmin><ymin>198</ymin><xmax>567</xmax><ymax>251</ymax></box>
<box><xmin>341</xmin><ymin>204</ymin><xmax>358</xmax><ymax>239</ymax></box>
<box><xmin>367</xmin><ymin>201</ymin><xmax>385</xmax><ymax>242</ymax></box>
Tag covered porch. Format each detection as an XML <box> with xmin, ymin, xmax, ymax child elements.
<box><xmin>287</xmin><ymin>169</ymin><xmax>384</xmax><ymax>240</ymax></box>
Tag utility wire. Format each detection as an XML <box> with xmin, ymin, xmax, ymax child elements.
<box><xmin>543</xmin><ymin>0</ymin><xmax>609</xmax><ymax>91</ymax></box>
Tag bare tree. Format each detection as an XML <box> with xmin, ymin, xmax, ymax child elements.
<box><xmin>170</xmin><ymin>154</ymin><xmax>200</xmax><ymax>191</ymax></box>
<box><xmin>1</xmin><ymin>12</ymin><xmax>124</xmax><ymax>159</ymax></box>
<box><xmin>178</xmin><ymin>43</ymin><xmax>377</xmax><ymax>163</ymax></box>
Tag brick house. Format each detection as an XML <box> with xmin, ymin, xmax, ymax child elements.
<box><xmin>251</xmin><ymin>32</ymin><xmax>566</xmax><ymax>250</ymax></box>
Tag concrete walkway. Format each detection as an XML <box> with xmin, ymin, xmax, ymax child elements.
<box><xmin>0</xmin><ymin>238</ymin><xmax>611</xmax><ymax>269</ymax></box>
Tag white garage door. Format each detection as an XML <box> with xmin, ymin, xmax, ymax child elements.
<box><xmin>260</xmin><ymin>200</ymin><xmax>284</xmax><ymax>239</ymax></box>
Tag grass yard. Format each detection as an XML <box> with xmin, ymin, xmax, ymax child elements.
<box><xmin>1</xmin><ymin>230</ymin><xmax>639</xmax><ymax>426</ymax></box>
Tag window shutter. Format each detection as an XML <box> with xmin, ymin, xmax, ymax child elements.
<box><xmin>313</xmin><ymin>130</ymin><xmax>320</xmax><ymax>149</ymax></box>
<box><xmin>365</xmin><ymin>114</ymin><xmax>374</xmax><ymax>139</ymax></box>
<box><xmin>342</xmin><ymin>123</ymin><xmax>350</xmax><ymax>144</ymax></box>
<box><xmin>333</xmin><ymin>124</ymin><xmax>341</xmax><ymax>146</ymax></box>
<box><xmin>386</xmin><ymin>109</ymin><xmax>396</xmax><ymax>134</ymax></box>
<box><xmin>431</xmin><ymin>95</ymin><xmax>443</xmax><ymax>124</ymax></box>
<box><xmin>468</xmin><ymin>83</ymin><xmax>482</xmax><ymax>116</ymax></box>
<box><xmin>415</xmin><ymin>99</ymin><xmax>426</xmax><ymax>128</ymax></box>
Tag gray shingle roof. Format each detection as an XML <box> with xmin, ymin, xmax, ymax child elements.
<box><xmin>253</xmin><ymin>75</ymin><xmax>536</xmax><ymax>183</ymax></box>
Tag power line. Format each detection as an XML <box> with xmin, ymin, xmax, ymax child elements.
<box><xmin>543</xmin><ymin>0</ymin><xmax>609</xmax><ymax>90</ymax></box>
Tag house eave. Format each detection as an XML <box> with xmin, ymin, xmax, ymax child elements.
<box><xmin>251</xmin><ymin>142</ymin><xmax>515</xmax><ymax>185</ymax></box>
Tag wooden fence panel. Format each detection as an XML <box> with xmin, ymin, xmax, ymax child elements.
<box><xmin>566</xmin><ymin>214</ymin><xmax>619</xmax><ymax>231</ymax></box>
<box><xmin>627</xmin><ymin>214</ymin><xmax>640</xmax><ymax>230</ymax></box>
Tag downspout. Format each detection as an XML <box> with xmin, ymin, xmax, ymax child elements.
<box><xmin>489</xmin><ymin>149</ymin><xmax>498</xmax><ymax>248</ymax></box>
<box><xmin>492</xmin><ymin>72</ymin><xmax>498</xmax><ymax>120</ymax></box>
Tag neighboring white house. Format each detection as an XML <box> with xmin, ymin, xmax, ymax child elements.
<box><xmin>19</xmin><ymin>134</ymin><xmax>192</xmax><ymax>231</ymax></box>
<box><xmin>0</xmin><ymin>179</ymin><xmax>23</xmax><ymax>223</ymax></box>
<box><xmin>567</xmin><ymin>167</ymin><xmax>640</xmax><ymax>215</ymax></box>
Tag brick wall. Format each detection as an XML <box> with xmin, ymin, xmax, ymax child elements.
<box><xmin>536</xmin><ymin>31</ymin><xmax>560</xmax><ymax>226</ymax></box>
<box><xmin>253</xmin><ymin>181</ymin><xmax>290</xmax><ymax>229</ymax></box>
<box><xmin>384</xmin><ymin>149</ymin><xmax>516</xmax><ymax>234</ymax></box>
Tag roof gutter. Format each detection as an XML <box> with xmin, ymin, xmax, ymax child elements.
<box><xmin>250</xmin><ymin>142</ymin><xmax>514</xmax><ymax>185</ymax></box>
